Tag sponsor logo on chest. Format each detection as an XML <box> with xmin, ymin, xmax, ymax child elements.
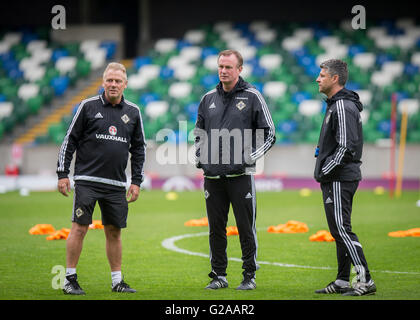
<box><xmin>109</xmin><ymin>125</ymin><xmax>117</xmax><ymax>135</ymax></box>
<box><xmin>95</xmin><ymin>125</ymin><xmax>128</xmax><ymax>143</ymax></box>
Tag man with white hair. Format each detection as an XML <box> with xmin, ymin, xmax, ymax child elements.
<box><xmin>57</xmin><ymin>62</ymin><xmax>146</xmax><ymax>295</ymax></box>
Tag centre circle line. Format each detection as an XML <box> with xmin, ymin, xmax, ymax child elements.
<box><xmin>161</xmin><ymin>231</ymin><xmax>420</xmax><ymax>276</ymax></box>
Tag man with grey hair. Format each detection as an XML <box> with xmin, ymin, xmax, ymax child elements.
<box><xmin>314</xmin><ymin>59</ymin><xmax>376</xmax><ymax>296</ymax></box>
<box><xmin>57</xmin><ymin>62</ymin><xmax>146</xmax><ymax>294</ymax></box>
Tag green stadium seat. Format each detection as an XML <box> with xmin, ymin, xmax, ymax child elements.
<box><xmin>302</xmin><ymin>82</ymin><xmax>319</xmax><ymax>97</ymax></box>
<box><xmin>48</xmin><ymin>122</ymin><xmax>66</xmax><ymax>144</ymax></box>
<box><xmin>1</xmin><ymin>113</ymin><xmax>17</xmax><ymax>133</ymax></box>
<box><xmin>76</xmin><ymin>59</ymin><xmax>91</xmax><ymax>78</ymax></box>
<box><xmin>13</xmin><ymin>102</ymin><xmax>30</xmax><ymax>123</ymax></box>
<box><xmin>62</xmin><ymin>42</ymin><xmax>80</xmax><ymax>56</ymax></box>
<box><xmin>147</xmin><ymin>78</ymin><xmax>169</xmax><ymax>97</ymax></box>
<box><xmin>67</xmin><ymin>69</ymin><xmax>79</xmax><ymax>87</ymax></box>
<box><xmin>304</xmin><ymin>130</ymin><xmax>320</xmax><ymax>143</ymax></box>
<box><xmin>2</xmin><ymin>84</ymin><xmax>18</xmax><ymax>101</ymax></box>
<box><xmin>408</xmin><ymin>130</ymin><xmax>420</xmax><ymax>143</ymax></box>
<box><xmin>39</xmin><ymin>85</ymin><xmax>54</xmax><ymax>104</ymax></box>
<box><xmin>61</xmin><ymin>114</ymin><xmax>72</xmax><ymax>128</ymax></box>
<box><xmin>123</xmin><ymin>88</ymin><xmax>140</xmax><ymax>103</ymax></box>
<box><xmin>27</xmin><ymin>95</ymin><xmax>43</xmax><ymax>114</ymax></box>
<box><xmin>12</xmin><ymin>43</ymin><xmax>30</xmax><ymax>61</ymax></box>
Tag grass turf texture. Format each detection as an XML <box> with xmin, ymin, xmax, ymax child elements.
<box><xmin>0</xmin><ymin>189</ymin><xmax>419</xmax><ymax>300</ymax></box>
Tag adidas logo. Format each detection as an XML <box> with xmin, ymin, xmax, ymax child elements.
<box><xmin>209</xmin><ymin>102</ymin><xmax>216</xmax><ymax>109</ymax></box>
<box><xmin>325</xmin><ymin>197</ymin><xmax>333</xmax><ymax>204</ymax></box>
<box><xmin>245</xmin><ymin>192</ymin><xmax>252</xmax><ymax>199</ymax></box>
<box><xmin>95</xmin><ymin>112</ymin><xmax>103</xmax><ymax>119</ymax></box>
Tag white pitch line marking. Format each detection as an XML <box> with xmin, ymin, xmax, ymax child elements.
<box><xmin>161</xmin><ymin>232</ymin><xmax>420</xmax><ymax>275</ymax></box>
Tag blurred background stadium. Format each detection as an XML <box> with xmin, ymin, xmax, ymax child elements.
<box><xmin>0</xmin><ymin>0</ymin><xmax>419</xmax><ymax>193</ymax></box>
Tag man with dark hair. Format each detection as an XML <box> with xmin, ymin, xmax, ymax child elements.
<box><xmin>319</xmin><ymin>59</ymin><xmax>348</xmax><ymax>86</ymax></box>
<box><xmin>194</xmin><ymin>49</ymin><xmax>275</xmax><ymax>290</ymax></box>
<box><xmin>314</xmin><ymin>59</ymin><xmax>376</xmax><ymax>296</ymax></box>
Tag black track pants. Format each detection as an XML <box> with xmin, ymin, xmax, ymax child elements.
<box><xmin>204</xmin><ymin>175</ymin><xmax>258</xmax><ymax>277</ymax></box>
<box><xmin>321</xmin><ymin>181</ymin><xmax>371</xmax><ymax>282</ymax></box>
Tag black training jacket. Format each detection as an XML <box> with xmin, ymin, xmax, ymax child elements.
<box><xmin>194</xmin><ymin>77</ymin><xmax>276</xmax><ymax>177</ymax></box>
<box><xmin>57</xmin><ymin>93</ymin><xmax>146</xmax><ymax>188</ymax></box>
<box><xmin>314</xmin><ymin>88</ymin><xmax>364</xmax><ymax>183</ymax></box>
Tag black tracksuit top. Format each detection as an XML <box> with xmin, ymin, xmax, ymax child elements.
<box><xmin>314</xmin><ymin>88</ymin><xmax>364</xmax><ymax>183</ymax></box>
<box><xmin>57</xmin><ymin>93</ymin><xmax>146</xmax><ymax>188</ymax></box>
<box><xmin>195</xmin><ymin>77</ymin><xmax>276</xmax><ymax>177</ymax></box>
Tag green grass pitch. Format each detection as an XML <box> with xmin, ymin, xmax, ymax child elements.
<box><xmin>0</xmin><ymin>188</ymin><xmax>419</xmax><ymax>300</ymax></box>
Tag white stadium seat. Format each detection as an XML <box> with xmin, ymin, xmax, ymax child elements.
<box><xmin>398</xmin><ymin>99</ymin><xmax>419</xmax><ymax>115</ymax></box>
<box><xmin>154</xmin><ymin>38</ymin><xmax>177</xmax><ymax>54</ymax></box>
<box><xmin>127</xmin><ymin>74</ymin><xmax>148</xmax><ymax>90</ymax></box>
<box><xmin>356</xmin><ymin>89</ymin><xmax>373</xmax><ymax>107</ymax></box>
<box><xmin>168</xmin><ymin>82</ymin><xmax>192</xmax><ymax>99</ymax></box>
<box><xmin>259</xmin><ymin>54</ymin><xmax>282</xmax><ymax>71</ymax></box>
<box><xmin>55</xmin><ymin>56</ymin><xmax>77</xmax><ymax>75</ymax></box>
<box><xmin>353</xmin><ymin>52</ymin><xmax>376</xmax><ymax>70</ymax></box>
<box><xmin>18</xmin><ymin>83</ymin><xmax>40</xmax><ymax>101</ymax></box>
<box><xmin>298</xmin><ymin>100</ymin><xmax>322</xmax><ymax>116</ymax></box>
<box><xmin>174</xmin><ymin>64</ymin><xmax>197</xmax><ymax>81</ymax></box>
<box><xmin>145</xmin><ymin>101</ymin><xmax>169</xmax><ymax>119</ymax></box>
<box><xmin>0</xmin><ymin>102</ymin><xmax>13</xmax><ymax>120</ymax></box>
<box><xmin>184</xmin><ymin>30</ymin><xmax>206</xmax><ymax>44</ymax></box>
<box><xmin>263</xmin><ymin>81</ymin><xmax>287</xmax><ymax>99</ymax></box>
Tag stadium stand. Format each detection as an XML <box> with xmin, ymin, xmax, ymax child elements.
<box><xmin>1</xmin><ymin>18</ymin><xmax>419</xmax><ymax>147</ymax></box>
<box><xmin>120</xmin><ymin>19</ymin><xmax>420</xmax><ymax>145</ymax></box>
<box><xmin>0</xmin><ymin>28</ymin><xmax>117</xmax><ymax>145</ymax></box>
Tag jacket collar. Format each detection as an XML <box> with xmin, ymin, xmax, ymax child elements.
<box><xmin>216</xmin><ymin>76</ymin><xmax>248</xmax><ymax>96</ymax></box>
<box><xmin>325</xmin><ymin>87</ymin><xmax>363</xmax><ymax>111</ymax></box>
<box><xmin>100</xmin><ymin>92</ymin><xmax>125</xmax><ymax>108</ymax></box>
